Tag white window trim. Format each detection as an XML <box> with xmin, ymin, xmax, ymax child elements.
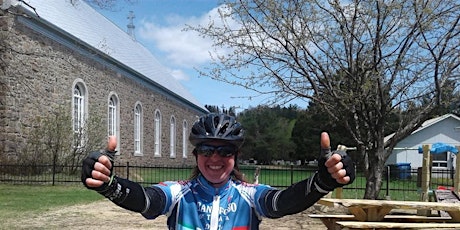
<box><xmin>134</xmin><ymin>102</ymin><xmax>143</xmax><ymax>156</ymax></box>
<box><xmin>71</xmin><ymin>79</ymin><xmax>88</xmax><ymax>149</ymax></box>
<box><xmin>108</xmin><ymin>93</ymin><xmax>120</xmax><ymax>154</ymax></box>
<box><xmin>182</xmin><ymin>120</ymin><xmax>188</xmax><ymax>158</ymax></box>
<box><xmin>154</xmin><ymin>110</ymin><xmax>161</xmax><ymax>157</ymax></box>
<box><xmin>432</xmin><ymin>152</ymin><xmax>450</xmax><ymax>170</ymax></box>
<box><xmin>170</xmin><ymin>116</ymin><xmax>176</xmax><ymax>158</ymax></box>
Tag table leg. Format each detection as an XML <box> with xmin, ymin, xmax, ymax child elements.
<box><xmin>446</xmin><ymin>211</ymin><xmax>460</xmax><ymax>222</ymax></box>
<box><xmin>319</xmin><ymin>218</ymin><xmax>341</xmax><ymax>230</ymax></box>
<box><xmin>348</xmin><ymin>206</ymin><xmax>392</xmax><ymax>222</ymax></box>
<box><xmin>348</xmin><ymin>206</ymin><xmax>367</xmax><ymax>221</ymax></box>
<box><xmin>370</xmin><ymin>207</ymin><xmax>392</xmax><ymax>221</ymax></box>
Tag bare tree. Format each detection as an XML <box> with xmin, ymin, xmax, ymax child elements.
<box><xmin>20</xmin><ymin>106</ymin><xmax>104</xmax><ymax>174</ymax></box>
<box><xmin>190</xmin><ymin>0</ymin><xmax>460</xmax><ymax>199</ymax></box>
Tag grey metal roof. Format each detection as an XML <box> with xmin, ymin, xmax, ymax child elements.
<box><xmin>384</xmin><ymin>113</ymin><xmax>460</xmax><ymax>142</ymax></box>
<box><xmin>14</xmin><ymin>0</ymin><xmax>205</xmax><ymax>111</ymax></box>
<box><xmin>414</xmin><ymin>113</ymin><xmax>460</xmax><ymax>134</ymax></box>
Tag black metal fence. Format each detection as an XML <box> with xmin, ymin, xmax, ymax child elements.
<box><xmin>0</xmin><ymin>163</ymin><xmax>455</xmax><ymax>201</ymax></box>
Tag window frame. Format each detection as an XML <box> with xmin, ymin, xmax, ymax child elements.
<box><xmin>154</xmin><ymin>110</ymin><xmax>161</xmax><ymax>157</ymax></box>
<box><xmin>134</xmin><ymin>102</ymin><xmax>143</xmax><ymax>156</ymax></box>
<box><xmin>182</xmin><ymin>120</ymin><xmax>188</xmax><ymax>158</ymax></box>
<box><xmin>72</xmin><ymin>80</ymin><xmax>88</xmax><ymax>149</ymax></box>
<box><xmin>170</xmin><ymin>116</ymin><xmax>176</xmax><ymax>158</ymax></box>
<box><xmin>108</xmin><ymin>93</ymin><xmax>120</xmax><ymax>153</ymax></box>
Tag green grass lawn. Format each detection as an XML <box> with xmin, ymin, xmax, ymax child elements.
<box><xmin>121</xmin><ymin>166</ymin><xmax>422</xmax><ymax>200</ymax></box>
<box><xmin>0</xmin><ymin>176</ymin><xmax>421</xmax><ymax>227</ymax></box>
<box><xmin>0</xmin><ymin>184</ymin><xmax>103</xmax><ymax>220</ymax></box>
<box><xmin>0</xmin><ymin>167</ymin><xmax>423</xmax><ymax>222</ymax></box>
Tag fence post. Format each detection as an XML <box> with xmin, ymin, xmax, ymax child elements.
<box><xmin>418</xmin><ymin>144</ymin><xmax>431</xmax><ymax>216</ymax></box>
<box><xmin>290</xmin><ymin>165</ymin><xmax>294</xmax><ymax>185</ymax></box>
<box><xmin>52</xmin><ymin>154</ymin><xmax>57</xmax><ymax>186</ymax></box>
<box><xmin>126</xmin><ymin>162</ymin><xmax>130</xmax><ymax>180</ymax></box>
<box><xmin>420</xmin><ymin>144</ymin><xmax>431</xmax><ymax>202</ymax></box>
<box><xmin>455</xmin><ymin>146</ymin><xmax>460</xmax><ymax>194</ymax></box>
<box><xmin>386</xmin><ymin>165</ymin><xmax>390</xmax><ymax>198</ymax></box>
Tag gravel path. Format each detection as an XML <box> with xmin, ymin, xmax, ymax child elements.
<box><xmin>2</xmin><ymin>199</ymin><xmax>338</xmax><ymax>229</ymax></box>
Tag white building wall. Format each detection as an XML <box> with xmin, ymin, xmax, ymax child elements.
<box><xmin>387</xmin><ymin>117</ymin><xmax>460</xmax><ymax>169</ymax></box>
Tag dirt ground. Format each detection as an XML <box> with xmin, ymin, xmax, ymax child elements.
<box><xmin>2</xmin><ymin>199</ymin><xmax>342</xmax><ymax>229</ymax></box>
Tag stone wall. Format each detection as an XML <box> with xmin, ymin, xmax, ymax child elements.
<box><xmin>0</xmin><ymin>9</ymin><xmax>203</xmax><ymax>166</ymax></box>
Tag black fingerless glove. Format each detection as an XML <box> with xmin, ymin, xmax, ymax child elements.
<box><xmin>81</xmin><ymin>150</ymin><xmax>118</xmax><ymax>196</ymax></box>
<box><xmin>314</xmin><ymin>149</ymin><xmax>355</xmax><ymax>193</ymax></box>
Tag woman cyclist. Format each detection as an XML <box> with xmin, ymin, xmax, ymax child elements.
<box><xmin>82</xmin><ymin>113</ymin><xmax>354</xmax><ymax>230</ymax></box>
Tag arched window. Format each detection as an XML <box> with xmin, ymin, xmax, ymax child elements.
<box><xmin>170</xmin><ymin>116</ymin><xmax>176</xmax><ymax>158</ymax></box>
<box><xmin>134</xmin><ymin>103</ymin><xmax>143</xmax><ymax>156</ymax></box>
<box><xmin>154</xmin><ymin>110</ymin><xmax>161</xmax><ymax>157</ymax></box>
<box><xmin>72</xmin><ymin>81</ymin><xmax>87</xmax><ymax>148</ymax></box>
<box><xmin>73</xmin><ymin>86</ymin><xmax>84</xmax><ymax>133</ymax></box>
<box><xmin>182</xmin><ymin>120</ymin><xmax>188</xmax><ymax>158</ymax></box>
<box><xmin>108</xmin><ymin>94</ymin><xmax>120</xmax><ymax>152</ymax></box>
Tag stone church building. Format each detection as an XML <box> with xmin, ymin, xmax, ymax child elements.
<box><xmin>0</xmin><ymin>0</ymin><xmax>208</xmax><ymax>166</ymax></box>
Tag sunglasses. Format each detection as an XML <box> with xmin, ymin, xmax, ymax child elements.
<box><xmin>195</xmin><ymin>145</ymin><xmax>238</xmax><ymax>157</ymax></box>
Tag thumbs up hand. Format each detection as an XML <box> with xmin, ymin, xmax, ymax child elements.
<box><xmin>81</xmin><ymin>136</ymin><xmax>117</xmax><ymax>189</ymax></box>
<box><xmin>315</xmin><ymin>132</ymin><xmax>355</xmax><ymax>192</ymax></box>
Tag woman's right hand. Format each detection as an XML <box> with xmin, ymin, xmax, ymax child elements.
<box><xmin>81</xmin><ymin>136</ymin><xmax>116</xmax><ymax>189</ymax></box>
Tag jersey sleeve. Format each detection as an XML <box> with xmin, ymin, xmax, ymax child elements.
<box><xmin>257</xmin><ymin>173</ymin><xmax>327</xmax><ymax>218</ymax></box>
<box><xmin>152</xmin><ymin>181</ymin><xmax>190</xmax><ymax>216</ymax></box>
<box><xmin>253</xmin><ymin>184</ymin><xmax>278</xmax><ymax>217</ymax></box>
<box><xmin>235</xmin><ymin>182</ymin><xmax>277</xmax><ymax>218</ymax></box>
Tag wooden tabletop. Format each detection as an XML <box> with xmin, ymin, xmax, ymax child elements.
<box><xmin>318</xmin><ymin>198</ymin><xmax>460</xmax><ymax>221</ymax></box>
<box><xmin>335</xmin><ymin>221</ymin><xmax>460</xmax><ymax>229</ymax></box>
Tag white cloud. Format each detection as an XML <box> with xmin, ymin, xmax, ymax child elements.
<box><xmin>137</xmin><ymin>7</ymin><xmax>222</xmax><ymax>68</ymax></box>
<box><xmin>169</xmin><ymin>68</ymin><xmax>189</xmax><ymax>81</ymax></box>
<box><xmin>137</xmin><ymin>5</ymin><xmax>241</xmax><ymax>69</ymax></box>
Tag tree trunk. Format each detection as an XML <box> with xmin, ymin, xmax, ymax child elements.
<box><xmin>363</xmin><ymin>148</ymin><xmax>386</xmax><ymax>199</ymax></box>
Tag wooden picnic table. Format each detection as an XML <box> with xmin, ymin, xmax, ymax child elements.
<box><xmin>312</xmin><ymin>198</ymin><xmax>460</xmax><ymax>229</ymax></box>
<box><xmin>318</xmin><ymin>198</ymin><xmax>460</xmax><ymax>221</ymax></box>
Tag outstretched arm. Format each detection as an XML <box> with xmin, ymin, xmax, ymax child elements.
<box><xmin>81</xmin><ymin>136</ymin><xmax>165</xmax><ymax>218</ymax></box>
<box><xmin>263</xmin><ymin>132</ymin><xmax>355</xmax><ymax>218</ymax></box>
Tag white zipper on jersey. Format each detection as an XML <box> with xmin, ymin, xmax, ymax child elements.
<box><xmin>210</xmin><ymin>195</ymin><xmax>220</xmax><ymax>230</ymax></box>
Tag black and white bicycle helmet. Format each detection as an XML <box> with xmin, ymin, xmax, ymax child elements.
<box><xmin>189</xmin><ymin>113</ymin><xmax>245</xmax><ymax>148</ymax></box>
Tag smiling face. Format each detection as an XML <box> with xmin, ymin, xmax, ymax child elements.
<box><xmin>195</xmin><ymin>140</ymin><xmax>237</xmax><ymax>187</ymax></box>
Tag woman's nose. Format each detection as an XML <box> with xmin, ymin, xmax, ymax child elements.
<box><xmin>208</xmin><ymin>151</ymin><xmax>220</xmax><ymax>159</ymax></box>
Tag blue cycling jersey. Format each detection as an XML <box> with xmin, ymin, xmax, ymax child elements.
<box><xmin>149</xmin><ymin>175</ymin><xmax>275</xmax><ymax>230</ymax></box>
<box><xmin>98</xmin><ymin>170</ymin><xmax>330</xmax><ymax>229</ymax></box>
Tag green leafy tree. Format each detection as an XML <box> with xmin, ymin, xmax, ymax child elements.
<box><xmin>190</xmin><ymin>0</ymin><xmax>460</xmax><ymax>198</ymax></box>
<box><xmin>205</xmin><ymin>104</ymin><xmax>238</xmax><ymax>116</ymax></box>
<box><xmin>292</xmin><ymin>101</ymin><xmax>357</xmax><ymax>163</ymax></box>
<box><xmin>292</xmin><ymin>103</ymin><xmax>328</xmax><ymax>162</ymax></box>
<box><xmin>205</xmin><ymin>105</ymin><xmax>220</xmax><ymax>113</ymax></box>
<box><xmin>238</xmin><ymin>105</ymin><xmax>298</xmax><ymax>164</ymax></box>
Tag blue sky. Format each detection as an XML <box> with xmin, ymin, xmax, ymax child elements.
<box><xmin>95</xmin><ymin>0</ymin><xmax>272</xmax><ymax>112</ymax></box>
